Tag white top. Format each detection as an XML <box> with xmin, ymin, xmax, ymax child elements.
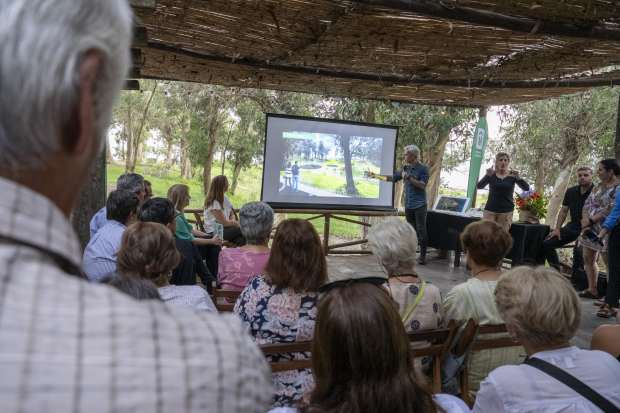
<box><xmin>204</xmin><ymin>194</ymin><xmax>234</xmax><ymax>234</ymax></box>
<box><xmin>473</xmin><ymin>346</ymin><xmax>620</xmax><ymax>413</ymax></box>
<box><xmin>268</xmin><ymin>394</ymin><xmax>470</xmax><ymax>413</ymax></box>
<box><xmin>158</xmin><ymin>285</ymin><xmax>218</xmax><ymax>313</ymax></box>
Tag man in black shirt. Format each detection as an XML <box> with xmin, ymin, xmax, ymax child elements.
<box><xmin>542</xmin><ymin>167</ymin><xmax>594</xmax><ymax>277</ymax></box>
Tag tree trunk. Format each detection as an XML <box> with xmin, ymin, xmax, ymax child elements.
<box><xmin>425</xmin><ymin>130</ymin><xmax>451</xmax><ymax>207</ymax></box>
<box><xmin>546</xmin><ymin>157</ymin><xmax>578</xmax><ymax>227</ymax></box>
<box><xmin>340</xmin><ymin>136</ymin><xmax>358</xmax><ymax>195</ymax></box>
<box><xmin>230</xmin><ymin>157</ymin><xmax>244</xmax><ymax>195</ymax></box>
<box><xmin>180</xmin><ymin>115</ymin><xmax>191</xmax><ymax>179</ymax></box>
<box><xmin>615</xmin><ymin>92</ymin><xmax>620</xmax><ymax>159</ymax></box>
<box><xmin>128</xmin><ymin>81</ymin><xmax>157</xmax><ymax>173</ymax></box>
<box><xmin>106</xmin><ymin>136</ymin><xmax>115</xmax><ymax>164</ymax></box>
<box><xmin>165</xmin><ymin>138</ymin><xmax>173</xmax><ymax>163</ymax></box>
<box><xmin>221</xmin><ymin>149</ymin><xmax>226</xmax><ymax>175</ymax></box>
<box><xmin>202</xmin><ymin>116</ymin><xmax>222</xmax><ymax>195</ymax></box>
<box><xmin>137</xmin><ymin>142</ymin><xmax>143</xmax><ymax>160</ymax></box>
<box><xmin>533</xmin><ymin>153</ymin><xmax>546</xmax><ymax>192</ymax></box>
<box><xmin>125</xmin><ymin>105</ymin><xmax>134</xmax><ymax>173</ymax></box>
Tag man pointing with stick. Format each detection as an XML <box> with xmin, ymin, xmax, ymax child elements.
<box><xmin>372</xmin><ymin>145</ymin><xmax>430</xmax><ymax>264</ymax></box>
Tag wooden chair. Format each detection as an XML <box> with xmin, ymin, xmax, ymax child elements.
<box><xmin>460</xmin><ymin>323</ymin><xmax>522</xmax><ymax>406</ymax></box>
<box><xmin>258</xmin><ymin>342</ymin><xmax>313</xmax><ymax>373</ymax></box>
<box><xmin>408</xmin><ymin>320</ymin><xmax>459</xmax><ymax>394</ymax></box>
<box><xmin>454</xmin><ymin>318</ymin><xmax>480</xmax><ymax>406</ymax></box>
<box><xmin>211</xmin><ymin>281</ymin><xmax>242</xmax><ymax>312</ymax></box>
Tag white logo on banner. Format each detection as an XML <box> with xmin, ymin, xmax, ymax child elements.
<box><xmin>476</xmin><ymin>128</ymin><xmax>486</xmax><ymax>150</ymax></box>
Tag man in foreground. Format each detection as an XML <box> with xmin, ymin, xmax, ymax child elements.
<box><xmin>0</xmin><ymin>0</ymin><xmax>270</xmax><ymax>411</ymax></box>
<box><xmin>542</xmin><ymin>167</ymin><xmax>593</xmax><ymax>282</ymax></box>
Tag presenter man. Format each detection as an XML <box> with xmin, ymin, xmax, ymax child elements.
<box><xmin>373</xmin><ymin>145</ymin><xmax>430</xmax><ymax>264</ymax></box>
<box><xmin>542</xmin><ymin>167</ymin><xmax>593</xmax><ymax>278</ymax></box>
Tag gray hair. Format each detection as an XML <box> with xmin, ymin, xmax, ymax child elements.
<box><xmin>239</xmin><ymin>202</ymin><xmax>274</xmax><ymax>245</ymax></box>
<box><xmin>117</xmin><ymin>174</ymin><xmax>145</xmax><ymax>196</ymax></box>
<box><xmin>0</xmin><ymin>0</ymin><xmax>132</xmax><ymax>170</ymax></box>
<box><xmin>404</xmin><ymin>145</ymin><xmax>420</xmax><ymax>158</ymax></box>
<box><xmin>368</xmin><ymin>217</ymin><xmax>417</xmax><ymax>272</ymax></box>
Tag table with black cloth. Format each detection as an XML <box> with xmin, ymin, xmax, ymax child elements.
<box><xmin>426</xmin><ymin>211</ymin><xmax>550</xmax><ymax>267</ymax></box>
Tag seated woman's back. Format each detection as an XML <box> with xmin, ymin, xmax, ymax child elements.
<box><xmin>445</xmin><ymin>220</ymin><xmax>521</xmax><ymax>398</ymax></box>
<box><xmin>234</xmin><ymin>218</ymin><xmax>327</xmax><ymax>408</ymax></box>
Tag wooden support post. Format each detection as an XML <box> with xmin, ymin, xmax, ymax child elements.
<box><xmin>454</xmin><ymin>251</ymin><xmax>461</xmax><ymax>268</ymax></box>
<box><xmin>323</xmin><ymin>214</ymin><xmax>330</xmax><ymax>255</ymax></box>
<box><xmin>70</xmin><ymin>142</ymin><xmax>107</xmax><ymax>251</ymax></box>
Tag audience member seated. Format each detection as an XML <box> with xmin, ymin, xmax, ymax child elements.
<box><xmin>234</xmin><ymin>219</ymin><xmax>328</xmax><ymax>408</ymax></box>
<box><xmin>219</xmin><ymin>201</ymin><xmax>273</xmax><ymax>302</ymax></box>
<box><xmin>474</xmin><ymin>266</ymin><xmax>620</xmax><ymax>412</ymax></box>
<box><xmin>268</xmin><ymin>281</ymin><xmax>469</xmax><ymax>413</ymax></box>
<box><xmin>591</xmin><ymin>324</ymin><xmax>620</xmax><ymax>360</ymax></box>
<box><xmin>100</xmin><ymin>271</ymin><xmax>161</xmax><ymax>300</ymax></box>
<box><xmin>116</xmin><ymin>222</ymin><xmax>217</xmax><ymax>313</ymax></box>
<box><xmin>0</xmin><ymin>0</ymin><xmax>271</xmax><ymax>409</ymax></box>
<box><xmin>90</xmin><ymin>173</ymin><xmax>145</xmax><ymax>236</ymax></box>
<box><xmin>143</xmin><ymin>179</ymin><xmax>153</xmax><ymax>202</ymax></box>
<box><xmin>83</xmin><ymin>190</ymin><xmax>138</xmax><ymax>283</ymax></box>
<box><xmin>204</xmin><ymin>175</ymin><xmax>246</xmax><ymax>246</ymax></box>
<box><xmin>138</xmin><ymin>198</ymin><xmax>215</xmax><ymax>291</ymax></box>
<box><xmin>444</xmin><ymin>219</ymin><xmax>520</xmax><ymax>399</ymax></box>
<box><xmin>168</xmin><ymin>183</ymin><xmax>223</xmax><ymax>276</ymax></box>
<box><xmin>367</xmin><ymin>217</ymin><xmax>444</xmax><ymax>374</ymax></box>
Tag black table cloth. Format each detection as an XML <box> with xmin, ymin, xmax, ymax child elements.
<box><xmin>425</xmin><ymin>211</ymin><xmax>550</xmax><ymax>267</ymax></box>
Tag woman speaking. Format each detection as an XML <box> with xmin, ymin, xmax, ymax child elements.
<box><xmin>477</xmin><ymin>152</ymin><xmax>529</xmax><ymax>231</ymax></box>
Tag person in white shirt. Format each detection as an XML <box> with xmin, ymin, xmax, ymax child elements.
<box><xmin>268</xmin><ymin>281</ymin><xmax>469</xmax><ymax>413</ymax></box>
<box><xmin>473</xmin><ymin>266</ymin><xmax>620</xmax><ymax>413</ymax></box>
<box><xmin>116</xmin><ymin>221</ymin><xmax>217</xmax><ymax>313</ymax></box>
<box><xmin>203</xmin><ymin>175</ymin><xmax>246</xmax><ymax>246</ymax></box>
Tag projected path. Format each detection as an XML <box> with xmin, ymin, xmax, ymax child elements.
<box><xmin>279</xmin><ymin>177</ymin><xmax>347</xmax><ymax>197</ymax></box>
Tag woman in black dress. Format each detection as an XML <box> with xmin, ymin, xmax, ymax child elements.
<box><xmin>477</xmin><ymin>152</ymin><xmax>530</xmax><ymax>231</ymax></box>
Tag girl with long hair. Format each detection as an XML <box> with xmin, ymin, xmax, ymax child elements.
<box><xmin>268</xmin><ymin>282</ymin><xmax>467</xmax><ymax>413</ymax></box>
<box><xmin>167</xmin><ymin>184</ymin><xmax>222</xmax><ymax>276</ymax></box>
<box><xmin>203</xmin><ymin>175</ymin><xmax>246</xmax><ymax>246</ymax></box>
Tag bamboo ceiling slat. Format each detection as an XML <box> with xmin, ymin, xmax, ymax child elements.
<box><xmin>133</xmin><ymin>0</ymin><xmax>620</xmax><ymax>105</ymax></box>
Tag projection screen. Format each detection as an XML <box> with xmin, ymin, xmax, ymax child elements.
<box><xmin>261</xmin><ymin>113</ymin><xmax>398</xmax><ymax>211</ymax></box>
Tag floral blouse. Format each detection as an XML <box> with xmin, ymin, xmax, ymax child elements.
<box><xmin>234</xmin><ymin>274</ymin><xmax>317</xmax><ymax>408</ymax></box>
<box><xmin>582</xmin><ymin>181</ymin><xmax>620</xmax><ymax>252</ymax></box>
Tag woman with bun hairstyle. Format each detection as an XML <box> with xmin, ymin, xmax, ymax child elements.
<box><xmin>477</xmin><ymin>152</ymin><xmax>530</xmax><ymax>231</ymax></box>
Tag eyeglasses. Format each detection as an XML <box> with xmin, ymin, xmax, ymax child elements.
<box><xmin>317</xmin><ymin>276</ymin><xmax>387</xmax><ymax>294</ymax></box>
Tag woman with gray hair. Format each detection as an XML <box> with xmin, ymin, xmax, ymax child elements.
<box><xmin>368</xmin><ymin>217</ymin><xmax>444</xmax><ymax>374</ymax></box>
<box><xmin>473</xmin><ymin>266</ymin><xmax>620</xmax><ymax>413</ymax></box>
<box><xmin>218</xmin><ymin>202</ymin><xmax>274</xmax><ymax>301</ymax></box>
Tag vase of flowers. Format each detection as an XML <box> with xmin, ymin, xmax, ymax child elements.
<box><xmin>515</xmin><ymin>189</ymin><xmax>548</xmax><ymax>224</ymax></box>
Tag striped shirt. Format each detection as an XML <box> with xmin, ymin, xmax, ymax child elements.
<box><xmin>83</xmin><ymin>219</ymin><xmax>125</xmax><ymax>283</ymax></box>
<box><xmin>443</xmin><ymin>278</ymin><xmax>522</xmax><ymax>397</ymax></box>
<box><xmin>89</xmin><ymin>206</ymin><xmax>108</xmax><ymax>236</ymax></box>
<box><xmin>0</xmin><ymin>176</ymin><xmax>272</xmax><ymax>412</ymax></box>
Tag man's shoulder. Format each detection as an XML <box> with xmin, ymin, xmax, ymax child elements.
<box><xmin>566</xmin><ymin>185</ymin><xmax>581</xmax><ymax>194</ymax></box>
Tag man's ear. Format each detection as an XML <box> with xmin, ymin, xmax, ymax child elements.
<box><xmin>65</xmin><ymin>50</ymin><xmax>103</xmax><ymax>155</ymax></box>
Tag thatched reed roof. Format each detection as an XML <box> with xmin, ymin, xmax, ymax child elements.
<box><xmin>133</xmin><ymin>0</ymin><xmax>620</xmax><ymax>106</ymax></box>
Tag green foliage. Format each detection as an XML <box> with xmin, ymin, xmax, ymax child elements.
<box><xmin>515</xmin><ymin>189</ymin><xmax>549</xmax><ymax>219</ymax></box>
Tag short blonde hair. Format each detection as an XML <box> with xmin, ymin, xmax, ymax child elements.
<box><xmin>368</xmin><ymin>217</ymin><xmax>417</xmax><ymax>272</ymax></box>
<box><xmin>495</xmin><ymin>266</ymin><xmax>580</xmax><ymax>346</ymax></box>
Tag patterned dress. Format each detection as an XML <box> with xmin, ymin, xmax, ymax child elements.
<box><xmin>234</xmin><ymin>275</ymin><xmax>317</xmax><ymax>408</ymax></box>
<box><xmin>384</xmin><ymin>281</ymin><xmax>444</xmax><ymax>374</ymax></box>
<box><xmin>218</xmin><ymin>249</ymin><xmax>270</xmax><ymax>303</ymax></box>
<box><xmin>581</xmin><ymin>181</ymin><xmax>620</xmax><ymax>253</ymax></box>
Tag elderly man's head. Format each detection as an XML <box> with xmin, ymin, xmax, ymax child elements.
<box><xmin>368</xmin><ymin>217</ymin><xmax>417</xmax><ymax>273</ymax></box>
<box><xmin>0</xmin><ymin>0</ymin><xmax>132</xmax><ymax>215</ymax></box>
<box><xmin>239</xmin><ymin>202</ymin><xmax>274</xmax><ymax>245</ymax></box>
<box><xmin>117</xmin><ymin>174</ymin><xmax>146</xmax><ymax>204</ymax></box>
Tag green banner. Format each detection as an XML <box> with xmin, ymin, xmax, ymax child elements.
<box><xmin>466</xmin><ymin>117</ymin><xmax>489</xmax><ymax>209</ymax></box>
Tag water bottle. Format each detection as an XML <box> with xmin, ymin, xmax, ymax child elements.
<box><xmin>214</xmin><ymin>221</ymin><xmax>223</xmax><ymax>239</ymax></box>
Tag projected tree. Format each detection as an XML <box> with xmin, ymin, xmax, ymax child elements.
<box><xmin>333</xmin><ymin>135</ymin><xmax>360</xmax><ymax>196</ymax></box>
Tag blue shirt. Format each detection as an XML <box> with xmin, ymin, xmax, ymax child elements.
<box><xmin>89</xmin><ymin>206</ymin><xmax>109</xmax><ymax>237</ymax></box>
<box><xmin>603</xmin><ymin>199</ymin><xmax>620</xmax><ymax>233</ymax></box>
<box><xmin>393</xmin><ymin>162</ymin><xmax>429</xmax><ymax>210</ymax></box>
<box><xmin>83</xmin><ymin>220</ymin><xmax>126</xmax><ymax>283</ymax></box>
<box><xmin>292</xmin><ymin>165</ymin><xmax>300</xmax><ymax>175</ymax></box>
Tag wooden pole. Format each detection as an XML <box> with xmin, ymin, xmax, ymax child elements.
<box><xmin>349</xmin><ymin>0</ymin><xmax>620</xmax><ymax>41</ymax></box>
<box><xmin>145</xmin><ymin>43</ymin><xmax>620</xmax><ymax>90</ymax></box>
<box><xmin>472</xmin><ymin>106</ymin><xmax>487</xmax><ymax>209</ymax></box>
<box><xmin>323</xmin><ymin>214</ymin><xmax>330</xmax><ymax>255</ymax></box>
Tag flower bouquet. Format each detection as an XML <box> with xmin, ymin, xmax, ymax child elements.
<box><xmin>515</xmin><ymin>189</ymin><xmax>548</xmax><ymax>223</ymax></box>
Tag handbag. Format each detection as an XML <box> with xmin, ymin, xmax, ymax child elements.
<box><xmin>525</xmin><ymin>357</ymin><xmax>620</xmax><ymax>413</ymax></box>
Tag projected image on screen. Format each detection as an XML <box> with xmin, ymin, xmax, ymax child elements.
<box><xmin>261</xmin><ymin>114</ymin><xmax>398</xmax><ymax>211</ymax></box>
<box><xmin>279</xmin><ymin>132</ymin><xmax>382</xmax><ymax>199</ymax></box>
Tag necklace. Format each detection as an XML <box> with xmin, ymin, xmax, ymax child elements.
<box><xmin>474</xmin><ymin>268</ymin><xmax>499</xmax><ymax>277</ymax></box>
<box><xmin>389</xmin><ymin>273</ymin><xmax>421</xmax><ymax>283</ymax></box>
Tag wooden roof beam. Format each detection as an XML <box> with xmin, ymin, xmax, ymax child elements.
<box><xmin>145</xmin><ymin>42</ymin><xmax>620</xmax><ymax>89</ymax></box>
<box><xmin>348</xmin><ymin>0</ymin><xmax>620</xmax><ymax>41</ymax></box>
